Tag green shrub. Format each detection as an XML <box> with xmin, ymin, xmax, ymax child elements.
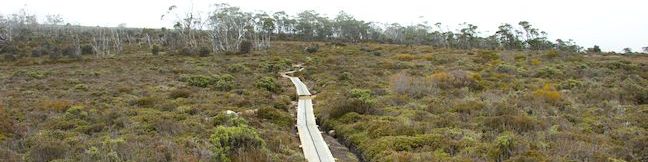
<box><xmin>179</xmin><ymin>74</ymin><xmax>235</xmax><ymax>90</ymax></box>
<box><xmin>305</xmin><ymin>44</ymin><xmax>319</xmax><ymax>53</ymax></box>
<box><xmin>81</xmin><ymin>44</ymin><xmax>94</xmax><ymax>55</ymax></box>
<box><xmin>180</xmin><ymin>75</ymin><xmax>214</xmax><ymax>87</ymax></box>
<box><xmin>31</xmin><ymin>48</ymin><xmax>43</xmax><ymax>57</ymax></box>
<box><xmin>496</xmin><ymin>64</ymin><xmax>517</xmax><ymax>74</ymax></box>
<box><xmin>239</xmin><ymin>40</ymin><xmax>253</xmax><ymax>54</ymax></box>
<box><xmin>339</xmin><ymin>72</ymin><xmax>352</xmax><ymax>81</ymax></box>
<box><xmin>12</xmin><ymin>70</ymin><xmax>48</xmax><ymax>79</ymax></box>
<box><xmin>227</xmin><ymin>63</ymin><xmax>248</xmax><ymax>73</ymax></box>
<box><xmin>256</xmin><ymin>77</ymin><xmax>280</xmax><ymax>93</ymax></box>
<box><xmin>558</xmin><ymin>79</ymin><xmax>583</xmax><ymax>90</ymax></box>
<box><xmin>329</xmin><ymin>89</ymin><xmax>376</xmax><ymax>118</ymax></box>
<box><xmin>4</xmin><ymin>54</ymin><xmax>17</xmax><ymax>61</ymax></box>
<box><xmin>178</xmin><ymin>47</ymin><xmax>196</xmax><ymax>56</ymax></box>
<box><xmin>489</xmin><ymin>132</ymin><xmax>515</xmax><ymax>161</ymax></box>
<box><xmin>544</xmin><ymin>50</ymin><xmax>559</xmax><ymax>58</ymax></box>
<box><xmin>213</xmin><ymin>113</ymin><xmax>248</xmax><ymax>127</ymax></box>
<box><xmin>151</xmin><ymin>45</ymin><xmax>160</xmax><ymax>55</ymax></box>
<box><xmin>535</xmin><ymin>66</ymin><xmax>563</xmax><ymax>78</ymax></box>
<box><xmin>475</xmin><ymin>51</ymin><xmax>500</xmax><ymax>63</ymax></box>
<box><xmin>130</xmin><ymin>97</ymin><xmax>156</xmax><ymax>107</ymax></box>
<box><xmin>210</xmin><ymin>125</ymin><xmax>267</xmax><ymax>162</ymax></box>
<box><xmin>257</xmin><ymin>107</ymin><xmax>293</xmax><ymax>127</ymax></box>
<box><xmin>199</xmin><ymin>46</ymin><xmax>211</xmax><ymax>57</ymax></box>
<box><xmin>214</xmin><ymin>74</ymin><xmax>235</xmax><ymax>91</ymax></box>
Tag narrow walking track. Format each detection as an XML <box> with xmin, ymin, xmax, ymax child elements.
<box><xmin>281</xmin><ymin>66</ymin><xmax>335</xmax><ymax>162</ymax></box>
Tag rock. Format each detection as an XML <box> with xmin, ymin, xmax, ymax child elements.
<box><xmin>328</xmin><ymin>130</ymin><xmax>336</xmax><ymax>137</ymax></box>
<box><xmin>225</xmin><ymin>110</ymin><xmax>238</xmax><ymax>116</ymax></box>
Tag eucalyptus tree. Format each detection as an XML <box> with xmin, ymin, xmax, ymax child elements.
<box><xmin>207</xmin><ymin>3</ymin><xmax>253</xmax><ymax>53</ymax></box>
<box><xmin>457</xmin><ymin>23</ymin><xmax>479</xmax><ymax>49</ymax></box>
<box><xmin>642</xmin><ymin>46</ymin><xmax>648</xmax><ymax>53</ymax></box>
<box><xmin>314</xmin><ymin>15</ymin><xmax>334</xmax><ymax>40</ymax></box>
<box><xmin>555</xmin><ymin>39</ymin><xmax>582</xmax><ymax>52</ymax></box>
<box><xmin>494</xmin><ymin>23</ymin><xmax>522</xmax><ymax>50</ymax></box>
<box><xmin>383</xmin><ymin>23</ymin><xmax>405</xmax><ymax>43</ymax></box>
<box><xmin>272</xmin><ymin>11</ymin><xmax>291</xmax><ymax>38</ymax></box>
<box><xmin>162</xmin><ymin>5</ymin><xmax>206</xmax><ymax>49</ymax></box>
<box><xmin>295</xmin><ymin>10</ymin><xmax>319</xmax><ymax>40</ymax></box>
<box><xmin>587</xmin><ymin>45</ymin><xmax>602</xmax><ymax>53</ymax></box>
<box><xmin>0</xmin><ymin>15</ymin><xmax>7</xmax><ymax>50</ymax></box>
<box><xmin>252</xmin><ymin>12</ymin><xmax>275</xmax><ymax>49</ymax></box>
<box><xmin>45</xmin><ymin>14</ymin><xmax>64</xmax><ymax>25</ymax></box>
<box><xmin>334</xmin><ymin>11</ymin><xmax>370</xmax><ymax>42</ymax></box>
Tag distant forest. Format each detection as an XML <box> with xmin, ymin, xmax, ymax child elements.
<box><xmin>0</xmin><ymin>3</ymin><xmax>645</xmax><ymax>61</ymax></box>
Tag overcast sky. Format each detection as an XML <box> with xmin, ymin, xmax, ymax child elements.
<box><xmin>1</xmin><ymin>0</ymin><xmax>647</xmax><ymax>52</ymax></box>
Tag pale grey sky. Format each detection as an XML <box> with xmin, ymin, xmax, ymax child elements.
<box><xmin>1</xmin><ymin>0</ymin><xmax>647</xmax><ymax>52</ymax></box>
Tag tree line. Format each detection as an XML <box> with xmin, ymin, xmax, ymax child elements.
<box><xmin>1</xmin><ymin>3</ymin><xmax>646</xmax><ymax>61</ymax></box>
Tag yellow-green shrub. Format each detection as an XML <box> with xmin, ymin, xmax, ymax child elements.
<box><xmin>394</xmin><ymin>54</ymin><xmax>418</xmax><ymax>61</ymax></box>
<box><xmin>533</xmin><ymin>84</ymin><xmax>561</xmax><ymax>103</ymax></box>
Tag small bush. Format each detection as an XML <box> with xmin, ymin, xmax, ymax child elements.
<box><xmin>210</xmin><ymin>125</ymin><xmax>267</xmax><ymax>162</ymax></box>
<box><xmin>169</xmin><ymin>89</ymin><xmax>192</xmax><ymax>99</ymax></box>
<box><xmin>496</xmin><ymin>64</ymin><xmax>517</xmax><ymax>74</ymax></box>
<box><xmin>178</xmin><ymin>47</ymin><xmax>196</xmax><ymax>56</ymax></box>
<box><xmin>213</xmin><ymin>113</ymin><xmax>248</xmax><ymax>127</ymax></box>
<box><xmin>339</xmin><ymin>72</ymin><xmax>352</xmax><ymax>81</ymax></box>
<box><xmin>214</xmin><ymin>74</ymin><xmax>235</xmax><ymax>91</ymax></box>
<box><xmin>257</xmin><ymin>107</ymin><xmax>293</xmax><ymax>127</ymax></box>
<box><xmin>535</xmin><ymin>66</ymin><xmax>563</xmax><ymax>78</ymax></box>
<box><xmin>328</xmin><ymin>89</ymin><xmax>376</xmax><ymax>118</ymax></box>
<box><xmin>256</xmin><ymin>77</ymin><xmax>281</xmax><ymax>93</ymax></box>
<box><xmin>489</xmin><ymin>132</ymin><xmax>515</xmax><ymax>161</ymax></box>
<box><xmin>31</xmin><ymin>49</ymin><xmax>43</xmax><ymax>57</ymax></box>
<box><xmin>40</xmin><ymin>100</ymin><xmax>72</xmax><ymax>112</ymax></box>
<box><xmin>239</xmin><ymin>40</ymin><xmax>253</xmax><ymax>54</ymax></box>
<box><xmin>81</xmin><ymin>45</ymin><xmax>94</xmax><ymax>55</ymax></box>
<box><xmin>430</xmin><ymin>70</ymin><xmax>477</xmax><ymax>89</ymax></box>
<box><xmin>558</xmin><ymin>79</ymin><xmax>583</xmax><ymax>90</ymax></box>
<box><xmin>131</xmin><ymin>97</ymin><xmax>156</xmax><ymax>107</ymax></box>
<box><xmin>533</xmin><ymin>83</ymin><xmax>561</xmax><ymax>103</ymax></box>
<box><xmin>180</xmin><ymin>75</ymin><xmax>215</xmax><ymax>88</ymax></box>
<box><xmin>544</xmin><ymin>50</ymin><xmax>559</xmax><ymax>58</ymax></box>
<box><xmin>179</xmin><ymin>74</ymin><xmax>235</xmax><ymax>91</ymax></box>
<box><xmin>371</xmin><ymin>51</ymin><xmax>382</xmax><ymax>56</ymax></box>
<box><xmin>476</xmin><ymin>51</ymin><xmax>500</xmax><ymax>63</ymax></box>
<box><xmin>227</xmin><ymin>63</ymin><xmax>248</xmax><ymax>73</ymax></box>
<box><xmin>12</xmin><ymin>70</ymin><xmax>48</xmax><ymax>79</ymax></box>
<box><xmin>305</xmin><ymin>44</ymin><xmax>319</xmax><ymax>53</ymax></box>
<box><xmin>394</xmin><ymin>54</ymin><xmax>417</xmax><ymax>61</ymax></box>
<box><xmin>4</xmin><ymin>54</ymin><xmax>17</xmax><ymax>61</ymax></box>
<box><xmin>199</xmin><ymin>46</ymin><xmax>211</xmax><ymax>57</ymax></box>
<box><xmin>27</xmin><ymin>134</ymin><xmax>70</xmax><ymax>162</ymax></box>
<box><xmin>0</xmin><ymin>107</ymin><xmax>14</xmax><ymax>137</ymax></box>
<box><xmin>151</xmin><ymin>45</ymin><xmax>160</xmax><ymax>55</ymax></box>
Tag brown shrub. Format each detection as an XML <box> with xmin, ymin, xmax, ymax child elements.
<box><xmin>394</xmin><ymin>54</ymin><xmax>418</xmax><ymax>61</ymax></box>
<box><xmin>39</xmin><ymin>100</ymin><xmax>72</xmax><ymax>112</ymax></box>
<box><xmin>483</xmin><ymin>115</ymin><xmax>543</xmax><ymax>133</ymax></box>
<box><xmin>429</xmin><ymin>70</ymin><xmax>478</xmax><ymax>89</ymax></box>
<box><xmin>0</xmin><ymin>104</ymin><xmax>15</xmax><ymax>137</ymax></box>
<box><xmin>169</xmin><ymin>89</ymin><xmax>192</xmax><ymax>99</ymax></box>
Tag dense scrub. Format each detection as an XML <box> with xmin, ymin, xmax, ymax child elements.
<box><xmin>1</xmin><ymin>41</ymin><xmax>646</xmax><ymax>161</ymax></box>
<box><xmin>0</xmin><ymin>46</ymin><xmax>309</xmax><ymax>161</ymax></box>
<box><xmin>297</xmin><ymin>43</ymin><xmax>648</xmax><ymax>161</ymax></box>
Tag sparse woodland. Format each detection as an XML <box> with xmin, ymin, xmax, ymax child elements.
<box><xmin>0</xmin><ymin>3</ymin><xmax>647</xmax><ymax>162</ymax></box>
